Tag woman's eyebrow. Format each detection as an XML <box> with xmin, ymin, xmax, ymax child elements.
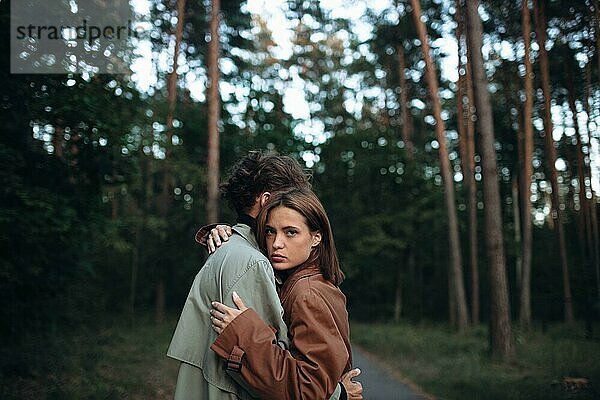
<box><xmin>265</xmin><ymin>223</ymin><xmax>300</xmax><ymax>230</ymax></box>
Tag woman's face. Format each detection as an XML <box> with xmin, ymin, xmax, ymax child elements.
<box><xmin>265</xmin><ymin>206</ymin><xmax>321</xmax><ymax>271</ymax></box>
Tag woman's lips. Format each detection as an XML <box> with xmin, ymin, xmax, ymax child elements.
<box><xmin>271</xmin><ymin>255</ymin><xmax>286</xmax><ymax>263</ymax></box>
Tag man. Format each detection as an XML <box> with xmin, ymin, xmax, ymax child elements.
<box><xmin>168</xmin><ymin>151</ymin><xmax>361</xmax><ymax>399</ymax></box>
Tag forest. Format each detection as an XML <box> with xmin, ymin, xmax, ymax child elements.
<box><xmin>1</xmin><ymin>0</ymin><xmax>600</xmax><ymax>398</ymax></box>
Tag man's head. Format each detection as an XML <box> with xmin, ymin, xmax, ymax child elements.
<box><xmin>220</xmin><ymin>150</ymin><xmax>311</xmax><ymax>216</ymax></box>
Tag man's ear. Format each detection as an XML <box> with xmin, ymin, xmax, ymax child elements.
<box><xmin>311</xmin><ymin>231</ymin><xmax>322</xmax><ymax>247</ymax></box>
<box><xmin>259</xmin><ymin>192</ymin><xmax>271</xmax><ymax>208</ymax></box>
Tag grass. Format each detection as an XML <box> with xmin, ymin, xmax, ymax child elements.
<box><xmin>1</xmin><ymin>315</ymin><xmax>179</xmax><ymax>400</ymax></box>
<box><xmin>351</xmin><ymin>321</ymin><xmax>600</xmax><ymax>400</ymax></box>
<box><xmin>3</xmin><ymin>315</ymin><xmax>598</xmax><ymax>399</ymax></box>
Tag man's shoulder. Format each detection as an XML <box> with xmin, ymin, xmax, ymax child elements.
<box><xmin>207</xmin><ymin>232</ymin><xmax>269</xmax><ymax>268</ymax></box>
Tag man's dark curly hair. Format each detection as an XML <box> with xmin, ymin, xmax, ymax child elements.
<box><xmin>220</xmin><ymin>150</ymin><xmax>311</xmax><ymax>215</ymax></box>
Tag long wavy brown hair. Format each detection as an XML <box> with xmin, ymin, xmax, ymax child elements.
<box><xmin>256</xmin><ymin>188</ymin><xmax>344</xmax><ymax>286</ymax></box>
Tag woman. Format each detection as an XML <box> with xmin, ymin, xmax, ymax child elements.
<box><xmin>209</xmin><ymin>188</ymin><xmax>352</xmax><ymax>400</ymax></box>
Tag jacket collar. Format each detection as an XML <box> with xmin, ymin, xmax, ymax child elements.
<box><xmin>232</xmin><ymin>222</ymin><xmax>260</xmax><ymax>251</ymax></box>
<box><xmin>236</xmin><ymin>213</ymin><xmax>257</xmax><ymax>232</ymax></box>
<box><xmin>279</xmin><ymin>262</ymin><xmax>321</xmax><ymax>301</ymax></box>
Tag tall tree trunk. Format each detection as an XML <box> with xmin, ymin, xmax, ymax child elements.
<box><xmin>155</xmin><ymin>279</ymin><xmax>165</xmax><ymax>325</ymax></box>
<box><xmin>457</xmin><ymin>0</ymin><xmax>480</xmax><ymax>325</ymax></box>
<box><xmin>595</xmin><ymin>0</ymin><xmax>600</xmax><ymax>83</ymax></box>
<box><xmin>394</xmin><ymin>262</ymin><xmax>403</xmax><ymax>322</ymax></box>
<box><xmin>131</xmin><ymin>216</ymin><xmax>141</xmax><ymax>317</ymax></box>
<box><xmin>156</xmin><ymin>0</ymin><xmax>186</xmax><ymax>324</ymax></box>
<box><xmin>110</xmin><ymin>187</ymin><xmax>119</xmax><ymax>220</ymax></box>
<box><xmin>165</xmin><ymin>0</ymin><xmax>186</xmax><ymax>147</ymax></box>
<box><xmin>382</xmin><ymin>76</ymin><xmax>391</xmax><ymax>128</ymax></box>
<box><xmin>519</xmin><ymin>0</ymin><xmax>534</xmax><ymax>330</ymax></box>
<box><xmin>410</xmin><ymin>0</ymin><xmax>469</xmax><ymax>331</ymax></box>
<box><xmin>397</xmin><ymin>44</ymin><xmax>415</xmax><ymax>157</ymax></box>
<box><xmin>567</xmin><ymin>75</ymin><xmax>594</xmax><ymax>272</ymax></box>
<box><xmin>53</xmin><ymin>123</ymin><xmax>64</xmax><ymax>160</ymax></box>
<box><xmin>512</xmin><ymin>178</ymin><xmax>523</xmax><ymax>292</ymax></box>
<box><xmin>130</xmin><ymin>157</ymin><xmax>153</xmax><ymax>318</ymax></box>
<box><xmin>206</xmin><ymin>0</ymin><xmax>221</xmax><ymax>224</ymax></box>
<box><xmin>448</xmin><ymin>263</ymin><xmax>457</xmax><ymax>327</ymax></box>
<box><xmin>456</xmin><ymin>0</ymin><xmax>468</xmax><ymax>191</ymax></box>
<box><xmin>592</xmin><ymin>199</ymin><xmax>600</xmax><ymax>300</ymax></box>
<box><xmin>584</xmin><ymin>62</ymin><xmax>600</xmax><ymax>299</ymax></box>
<box><xmin>465</xmin><ymin>0</ymin><xmax>513</xmax><ymax>358</ymax></box>
<box><xmin>534</xmin><ymin>0</ymin><xmax>574</xmax><ymax>323</ymax></box>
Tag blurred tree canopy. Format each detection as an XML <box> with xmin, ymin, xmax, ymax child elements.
<box><xmin>1</xmin><ymin>0</ymin><xmax>600</xmax><ymax>374</ymax></box>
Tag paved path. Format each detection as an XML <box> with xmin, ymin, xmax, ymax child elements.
<box><xmin>352</xmin><ymin>346</ymin><xmax>430</xmax><ymax>400</ymax></box>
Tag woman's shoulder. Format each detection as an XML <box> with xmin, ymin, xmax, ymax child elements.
<box><xmin>289</xmin><ymin>273</ymin><xmax>346</xmax><ymax>305</ymax></box>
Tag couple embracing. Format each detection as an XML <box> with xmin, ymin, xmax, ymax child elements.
<box><xmin>167</xmin><ymin>151</ymin><xmax>363</xmax><ymax>400</ymax></box>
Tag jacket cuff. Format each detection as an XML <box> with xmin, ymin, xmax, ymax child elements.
<box><xmin>194</xmin><ymin>223</ymin><xmax>225</xmax><ymax>246</ymax></box>
<box><xmin>225</xmin><ymin>345</ymin><xmax>245</xmax><ymax>372</ymax></box>
<box><xmin>339</xmin><ymin>382</ymin><xmax>347</xmax><ymax>400</ymax></box>
<box><xmin>211</xmin><ymin>308</ymin><xmax>273</xmax><ymax>360</ymax></box>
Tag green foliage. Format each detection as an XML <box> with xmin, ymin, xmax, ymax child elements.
<box><xmin>352</xmin><ymin>321</ymin><xmax>600</xmax><ymax>400</ymax></box>
<box><xmin>1</xmin><ymin>0</ymin><xmax>599</xmax><ymax>392</ymax></box>
<box><xmin>0</xmin><ymin>315</ymin><xmax>179</xmax><ymax>400</ymax></box>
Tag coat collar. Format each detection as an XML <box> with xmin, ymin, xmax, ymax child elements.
<box><xmin>232</xmin><ymin>222</ymin><xmax>260</xmax><ymax>251</ymax></box>
<box><xmin>236</xmin><ymin>213</ymin><xmax>257</xmax><ymax>233</ymax></box>
<box><xmin>278</xmin><ymin>262</ymin><xmax>321</xmax><ymax>302</ymax></box>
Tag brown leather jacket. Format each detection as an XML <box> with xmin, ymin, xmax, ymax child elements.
<box><xmin>211</xmin><ymin>263</ymin><xmax>352</xmax><ymax>400</ymax></box>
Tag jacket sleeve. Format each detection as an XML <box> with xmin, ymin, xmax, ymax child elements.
<box><xmin>211</xmin><ymin>289</ymin><xmax>349</xmax><ymax>400</ymax></box>
<box><xmin>194</xmin><ymin>223</ymin><xmax>225</xmax><ymax>246</ymax></box>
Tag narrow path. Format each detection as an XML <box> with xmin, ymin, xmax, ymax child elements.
<box><xmin>352</xmin><ymin>346</ymin><xmax>431</xmax><ymax>400</ymax></box>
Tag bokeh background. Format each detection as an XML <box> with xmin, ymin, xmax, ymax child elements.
<box><xmin>2</xmin><ymin>0</ymin><xmax>600</xmax><ymax>398</ymax></box>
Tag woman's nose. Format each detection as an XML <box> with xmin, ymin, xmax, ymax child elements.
<box><xmin>272</xmin><ymin>234</ymin><xmax>284</xmax><ymax>249</ymax></box>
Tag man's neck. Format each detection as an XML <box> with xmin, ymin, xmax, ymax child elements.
<box><xmin>236</xmin><ymin>214</ymin><xmax>257</xmax><ymax>232</ymax></box>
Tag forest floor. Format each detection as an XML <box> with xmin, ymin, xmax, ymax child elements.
<box><xmin>1</xmin><ymin>314</ymin><xmax>180</xmax><ymax>400</ymax></box>
<box><xmin>351</xmin><ymin>321</ymin><xmax>600</xmax><ymax>400</ymax></box>
<box><xmin>3</xmin><ymin>316</ymin><xmax>600</xmax><ymax>399</ymax></box>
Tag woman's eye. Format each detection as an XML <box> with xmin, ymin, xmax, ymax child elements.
<box><xmin>286</xmin><ymin>230</ymin><xmax>297</xmax><ymax>237</ymax></box>
<box><xmin>265</xmin><ymin>228</ymin><xmax>275</xmax><ymax>235</ymax></box>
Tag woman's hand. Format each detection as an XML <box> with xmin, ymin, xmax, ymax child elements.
<box><xmin>341</xmin><ymin>368</ymin><xmax>363</xmax><ymax>399</ymax></box>
<box><xmin>207</xmin><ymin>225</ymin><xmax>233</xmax><ymax>253</ymax></box>
<box><xmin>210</xmin><ymin>291</ymin><xmax>248</xmax><ymax>334</ymax></box>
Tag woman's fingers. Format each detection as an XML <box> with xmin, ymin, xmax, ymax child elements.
<box><xmin>211</xmin><ymin>322</ymin><xmax>222</xmax><ymax>334</ymax></box>
<box><xmin>207</xmin><ymin>238</ymin><xmax>215</xmax><ymax>253</ymax></box>
<box><xmin>210</xmin><ymin>296</ymin><xmax>246</xmax><ymax>335</ymax></box>
<box><xmin>215</xmin><ymin>225</ymin><xmax>231</xmax><ymax>242</ymax></box>
<box><xmin>206</xmin><ymin>225</ymin><xmax>232</xmax><ymax>254</ymax></box>
<box><xmin>210</xmin><ymin>314</ymin><xmax>225</xmax><ymax>327</ymax></box>
<box><xmin>232</xmin><ymin>291</ymin><xmax>247</xmax><ymax>311</ymax></box>
<box><xmin>342</xmin><ymin>368</ymin><xmax>361</xmax><ymax>380</ymax></box>
<box><xmin>210</xmin><ymin>228</ymin><xmax>222</xmax><ymax>246</ymax></box>
<box><xmin>210</xmin><ymin>308</ymin><xmax>226</xmax><ymax>321</ymax></box>
<box><xmin>341</xmin><ymin>368</ymin><xmax>363</xmax><ymax>400</ymax></box>
<box><xmin>212</xmin><ymin>301</ymin><xmax>234</xmax><ymax>314</ymax></box>
<box><xmin>210</xmin><ymin>302</ymin><xmax>238</xmax><ymax>335</ymax></box>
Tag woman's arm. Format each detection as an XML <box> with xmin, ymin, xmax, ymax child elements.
<box><xmin>211</xmin><ymin>291</ymin><xmax>350</xmax><ymax>400</ymax></box>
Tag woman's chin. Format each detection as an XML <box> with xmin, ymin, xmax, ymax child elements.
<box><xmin>272</xmin><ymin>261</ymin><xmax>295</xmax><ymax>271</ymax></box>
